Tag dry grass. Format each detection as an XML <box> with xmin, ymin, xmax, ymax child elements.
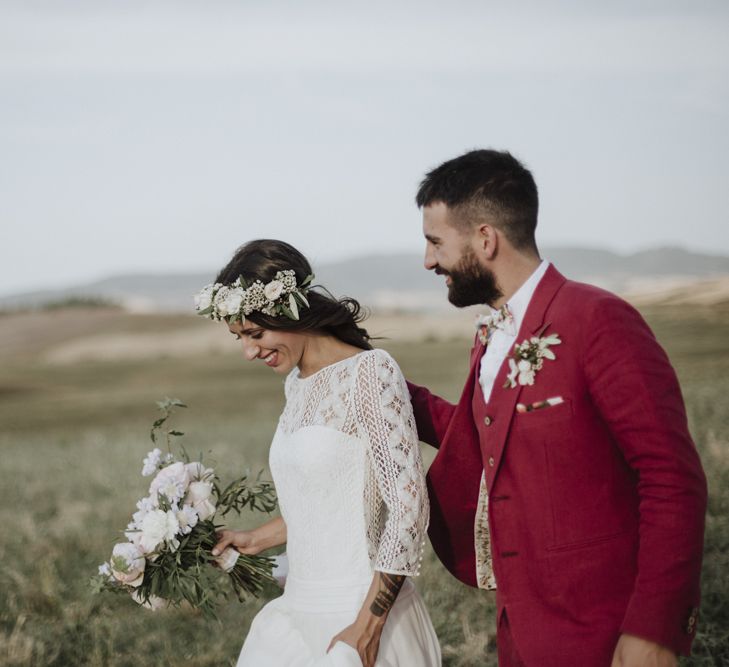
<box><xmin>0</xmin><ymin>307</ymin><xmax>727</xmax><ymax>665</ymax></box>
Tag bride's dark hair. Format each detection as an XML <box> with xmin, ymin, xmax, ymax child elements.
<box><xmin>215</xmin><ymin>239</ymin><xmax>373</xmax><ymax>351</ymax></box>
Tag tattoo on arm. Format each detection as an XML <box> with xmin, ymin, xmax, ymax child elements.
<box><xmin>369</xmin><ymin>573</ymin><xmax>405</xmax><ymax>617</ymax></box>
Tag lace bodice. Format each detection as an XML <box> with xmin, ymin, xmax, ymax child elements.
<box><xmin>273</xmin><ymin>348</ymin><xmax>428</xmax><ymax>577</ymax></box>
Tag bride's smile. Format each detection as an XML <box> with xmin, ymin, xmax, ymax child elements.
<box><xmin>227</xmin><ymin>322</ymin><xmax>304</xmax><ymax>375</ymax></box>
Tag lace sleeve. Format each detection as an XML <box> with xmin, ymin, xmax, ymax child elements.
<box><xmin>353</xmin><ymin>349</ymin><xmax>429</xmax><ymax>576</ymax></box>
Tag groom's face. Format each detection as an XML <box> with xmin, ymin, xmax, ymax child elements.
<box><xmin>422</xmin><ymin>202</ymin><xmax>502</xmax><ymax>307</ymax></box>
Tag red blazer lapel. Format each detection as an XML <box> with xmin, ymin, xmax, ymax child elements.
<box><xmin>484</xmin><ymin>265</ymin><xmax>567</xmax><ymax>488</ymax></box>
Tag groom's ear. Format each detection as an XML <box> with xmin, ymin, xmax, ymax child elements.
<box><xmin>476</xmin><ymin>223</ymin><xmax>498</xmax><ymax>260</ymax></box>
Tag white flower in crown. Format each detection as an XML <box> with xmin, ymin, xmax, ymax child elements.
<box><xmin>504</xmin><ymin>331</ymin><xmax>561</xmax><ymax>389</ymax></box>
<box><xmin>213</xmin><ymin>286</ymin><xmax>235</xmax><ymax>318</ymax></box>
<box><xmin>263</xmin><ymin>280</ymin><xmax>284</xmax><ymax>301</ymax></box>
<box><xmin>194</xmin><ymin>270</ymin><xmax>313</xmax><ymax>323</ymax></box>
<box><xmin>194</xmin><ymin>284</ymin><xmax>216</xmax><ymax>312</ymax></box>
<box><xmin>221</xmin><ymin>286</ymin><xmax>246</xmax><ymax>316</ymax></box>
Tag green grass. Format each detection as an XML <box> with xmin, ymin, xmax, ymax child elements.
<box><xmin>0</xmin><ymin>309</ymin><xmax>727</xmax><ymax>665</ymax></box>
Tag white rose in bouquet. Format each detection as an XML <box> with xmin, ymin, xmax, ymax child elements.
<box><xmin>132</xmin><ymin>496</ymin><xmax>155</xmax><ymax>527</ymax></box>
<box><xmin>110</xmin><ymin>542</ymin><xmax>145</xmax><ymax>587</ymax></box>
<box><xmin>149</xmin><ymin>462</ymin><xmax>189</xmax><ymax>505</ymax></box>
<box><xmin>139</xmin><ymin>509</ymin><xmax>181</xmax><ymax>553</ymax></box>
<box><xmin>94</xmin><ymin>398</ymin><xmax>277</xmax><ymax>619</ymax></box>
<box><xmin>176</xmin><ymin>504</ymin><xmax>199</xmax><ymax>535</ymax></box>
<box><xmin>186</xmin><ymin>461</ymin><xmax>214</xmax><ymax>481</ymax></box>
<box><xmin>186</xmin><ymin>480</ymin><xmax>216</xmax><ymax>520</ymax></box>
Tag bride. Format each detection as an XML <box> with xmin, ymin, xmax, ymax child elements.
<box><xmin>199</xmin><ymin>240</ymin><xmax>441</xmax><ymax>666</ymax></box>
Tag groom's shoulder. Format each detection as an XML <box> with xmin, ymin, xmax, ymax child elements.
<box><xmin>559</xmin><ymin>276</ymin><xmax>623</xmax><ymax>304</ymax></box>
<box><xmin>554</xmin><ymin>272</ymin><xmax>645</xmax><ymax>324</ymax></box>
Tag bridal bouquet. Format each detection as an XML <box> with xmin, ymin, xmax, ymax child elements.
<box><xmin>92</xmin><ymin>398</ymin><xmax>277</xmax><ymax>617</ymax></box>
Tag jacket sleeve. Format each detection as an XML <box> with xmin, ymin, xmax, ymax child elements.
<box><xmin>583</xmin><ymin>295</ymin><xmax>707</xmax><ymax>656</ymax></box>
<box><xmin>406</xmin><ymin>380</ymin><xmax>457</xmax><ymax>449</ymax></box>
<box><xmin>407</xmin><ymin>337</ymin><xmax>481</xmax><ymax>448</ymax></box>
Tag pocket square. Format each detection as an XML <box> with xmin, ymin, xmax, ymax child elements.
<box><xmin>516</xmin><ymin>396</ymin><xmax>564</xmax><ymax>413</ymax></box>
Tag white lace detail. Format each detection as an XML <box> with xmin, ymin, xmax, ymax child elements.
<box><xmin>278</xmin><ymin>349</ymin><xmax>429</xmax><ymax>576</ymax></box>
<box><xmin>353</xmin><ymin>350</ymin><xmax>429</xmax><ymax>576</ymax></box>
<box><xmin>280</xmin><ymin>358</ymin><xmax>358</xmax><ymax>436</ymax></box>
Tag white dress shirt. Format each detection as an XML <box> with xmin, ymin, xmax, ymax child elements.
<box><xmin>478</xmin><ymin>260</ymin><xmax>550</xmax><ymax>402</ymax></box>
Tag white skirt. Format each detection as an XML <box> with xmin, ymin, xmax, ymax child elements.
<box><xmin>236</xmin><ymin>576</ymin><xmax>441</xmax><ymax>666</ymax></box>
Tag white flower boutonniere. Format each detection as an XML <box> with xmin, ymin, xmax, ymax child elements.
<box><xmin>504</xmin><ymin>332</ymin><xmax>561</xmax><ymax>389</ymax></box>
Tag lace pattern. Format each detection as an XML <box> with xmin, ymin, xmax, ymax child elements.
<box><xmin>281</xmin><ymin>349</ymin><xmax>429</xmax><ymax>576</ymax></box>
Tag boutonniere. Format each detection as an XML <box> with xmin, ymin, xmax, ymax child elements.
<box><xmin>504</xmin><ymin>331</ymin><xmax>561</xmax><ymax>388</ymax></box>
<box><xmin>475</xmin><ymin>305</ymin><xmax>515</xmax><ymax>345</ymax></box>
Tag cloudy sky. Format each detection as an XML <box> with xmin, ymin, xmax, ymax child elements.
<box><xmin>1</xmin><ymin>0</ymin><xmax>728</xmax><ymax>296</ymax></box>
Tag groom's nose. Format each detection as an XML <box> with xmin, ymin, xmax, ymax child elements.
<box><xmin>424</xmin><ymin>245</ymin><xmax>437</xmax><ymax>271</ymax></box>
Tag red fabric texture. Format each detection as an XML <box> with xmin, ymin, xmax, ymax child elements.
<box><xmin>408</xmin><ymin>265</ymin><xmax>707</xmax><ymax>662</ymax></box>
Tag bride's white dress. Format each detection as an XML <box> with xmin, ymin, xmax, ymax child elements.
<box><xmin>237</xmin><ymin>349</ymin><xmax>441</xmax><ymax>666</ymax></box>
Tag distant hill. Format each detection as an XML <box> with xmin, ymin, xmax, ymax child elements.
<box><xmin>2</xmin><ymin>246</ymin><xmax>728</xmax><ymax>313</ymax></box>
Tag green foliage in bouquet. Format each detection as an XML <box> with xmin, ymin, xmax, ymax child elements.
<box><xmin>92</xmin><ymin>398</ymin><xmax>278</xmax><ymax>619</ymax></box>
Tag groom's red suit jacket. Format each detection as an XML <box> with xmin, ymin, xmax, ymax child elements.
<box><xmin>408</xmin><ymin>265</ymin><xmax>707</xmax><ymax>665</ymax></box>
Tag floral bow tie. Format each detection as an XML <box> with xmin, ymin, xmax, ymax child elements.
<box><xmin>475</xmin><ymin>304</ymin><xmax>516</xmax><ymax>345</ymax></box>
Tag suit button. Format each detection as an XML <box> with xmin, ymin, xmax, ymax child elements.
<box><xmin>685</xmin><ymin>607</ymin><xmax>699</xmax><ymax>634</ymax></box>
<box><xmin>488</xmin><ymin>456</ymin><xmax>495</xmax><ymax>467</ymax></box>
<box><xmin>484</xmin><ymin>416</ymin><xmax>493</xmax><ymax>426</ymax></box>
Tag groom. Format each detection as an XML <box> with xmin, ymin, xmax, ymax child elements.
<box><xmin>407</xmin><ymin>149</ymin><xmax>707</xmax><ymax>666</ymax></box>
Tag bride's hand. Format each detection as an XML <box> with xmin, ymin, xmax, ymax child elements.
<box><xmin>212</xmin><ymin>529</ymin><xmax>260</xmax><ymax>556</ymax></box>
<box><xmin>327</xmin><ymin>616</ymin><xmax>384</xmax><ymax>667</ymax></box>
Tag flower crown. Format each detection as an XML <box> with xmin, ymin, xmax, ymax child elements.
<box><xmin>194</xmin><ymin>270</ymin><xmax>314</xmax><ymax>322</ymax></box>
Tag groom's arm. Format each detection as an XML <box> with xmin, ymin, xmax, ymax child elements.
<box><xmin>583</xmin><ymin>294</ymin><xmax>707</xmax><ymax>656</ymax></box>
<box><xmin>406</xmin><ymin>380</ymin><xmax>456</xmax><ymax>449</ymax></box>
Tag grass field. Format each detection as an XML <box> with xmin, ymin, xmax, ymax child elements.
<box><xmin>0</xmin><ymin>306</ymin><xmax>727</xmax><ymax>666</ymax></box>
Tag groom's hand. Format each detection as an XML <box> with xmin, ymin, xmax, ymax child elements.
<box><xmin>610</xmin><ymin>634</ymin><xmax>678</xmax><ymax>667</ymax></box>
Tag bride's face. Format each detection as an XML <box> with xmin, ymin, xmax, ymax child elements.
<box><xmin>227</xmin><ymin>320</ymin><xmax>305</xmax><ymax>375</ymax></box>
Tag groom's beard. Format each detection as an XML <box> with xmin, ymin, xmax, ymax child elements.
<box><xmin>439</xmin><ymin>248</ymin><xmax>502</xmax><ymax>307</ymax></box>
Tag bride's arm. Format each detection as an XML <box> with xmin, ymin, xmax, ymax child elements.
<box><xmin>327</xmin><ymin>571</ymin><xmax>406</xmax><ymax>666</ymax></box>
<box><xmin>330</xmin><ymin>349</ymin><xmax>429</xmax><ymax>666</ymax></box>
<box><xmin>212</xmin><ymin>516</ymin><xmax>287</xmax><ymax>556</ymax></box>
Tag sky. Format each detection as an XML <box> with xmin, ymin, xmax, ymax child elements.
<box><xmin>1</xmin><ymin>0</ymin><xmax>728</xmax><ymax>296</ymax></box>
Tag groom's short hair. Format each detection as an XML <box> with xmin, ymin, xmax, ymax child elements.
<box><xmin>416</xmin><ymin>149</ymin><xmax>538</xmax><ymax>252</ymax></box>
